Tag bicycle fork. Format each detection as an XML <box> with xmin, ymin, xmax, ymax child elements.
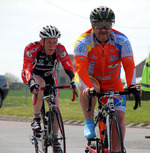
<box><xmin>105</xmin><ymin>114</ymin><xmax>111</xmax><ymax>153</ymax></box>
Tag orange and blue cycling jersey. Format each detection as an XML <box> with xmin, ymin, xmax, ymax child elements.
<box><xmin>73</xmin><ymin>28</ymin><xmax>136</xmax><ymax>112</ymax></box>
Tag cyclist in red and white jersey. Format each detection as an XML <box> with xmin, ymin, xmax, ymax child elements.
<box><xmin>21</xmin><ymin>25</ymin><xmax>75</xmax><ymax>152</ymax></box>
<box><xmin>74</xmin><ymin>6</ymin><xmax>137</xmax><ymax>152</ymax></box>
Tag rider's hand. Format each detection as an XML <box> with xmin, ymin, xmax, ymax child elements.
<box><xmin>83</xmin><ymin>88</ymin><xmax>90</xmax><ymax>98</ymax></box>
<box><xmin>30</xmin><ymin>83</ymin><xmax>39</xmax><ymax>94</ymax></box>
<box><xmin>71</xmin><ymin>79</ymin><xmax>78</xmax><ymax>97</ymax></box>
<box><xmin>28</xmin><ymin>79</ymin><xmax>39</xmax><ymax>94</ymax></box>
<box><xmin>128</xmin><ymin>85</ymin><xmax>141</xmax><ymax>110</ymax></box>
<box><xmin>128</xmin><ymin>85</ymin><xmax>138</xmax><ymax>94</ymax></box>
<box><xmin>71</xmin><ymin>79</ymin><xmax>76</xmax><ymax>90</ymax></box>
<box><xmin>83</xmin><ymin>87</ymin><xmax>96</xmax><ymax>100</ymax></box>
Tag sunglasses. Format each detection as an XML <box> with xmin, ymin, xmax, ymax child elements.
<box><xmin>93</xmin><ymin>21</ymin><xmax>112</xmax><ymax>30</ymax></box>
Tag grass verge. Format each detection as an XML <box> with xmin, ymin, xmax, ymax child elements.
<box><xmin>1</xmin><ymin>98</ymin><xmax>150</xmax><ymax>123</ymax></box>
<box><xmin>1</xmin><ymin>89</ymin><xmax>150</xmax><ymax>123</ymax></box>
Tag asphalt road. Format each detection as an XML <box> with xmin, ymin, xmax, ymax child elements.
<box><xmin>0</xmin><ymin>120</ymin><xmax>150</xmax><ymax>153</ymax></box>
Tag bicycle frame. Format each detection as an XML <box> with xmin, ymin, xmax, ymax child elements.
<box><xmin>85</xmin><ymin>89</ymin><xmax>131</xmax><ymax>153</ymax></box>
<box><xmin>30</xmin><ymin>84</ymin><xmax>77</xmax><ymax>153</ymax></box>
<box><xmin>102</xmin><ymin>93</ymin><xmax>115</xmax><ymax>151</ymax></box>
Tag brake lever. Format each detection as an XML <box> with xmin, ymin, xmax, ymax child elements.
<box><xmin>36</xmin><ymin>88</ymin><xmax>38</xmax><ymax>100</ymax></box>
<box><xmin>74</xmin><ymin>89</ymin><xmax>78</xmax><ymax>97</ymax></box>
<box><xmin>133</xmin><ymin>89</ymin><xmax>141</xmax><ymax>110</ymax></box>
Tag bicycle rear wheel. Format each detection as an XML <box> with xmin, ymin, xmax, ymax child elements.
<box><xmin>104</xmin><ymin>112</ymin><xmax>124</xmax><ymax>153</ymax></box>
<box><xmin>46</xmin><ymin>106</ymin><xmax>66</xmax><ymax>153</ymax></box>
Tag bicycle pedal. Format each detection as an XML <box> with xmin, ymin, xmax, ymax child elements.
<box><xmin>32</xmin><ymin>134</ymin><xmax>43</xmax><ymax>142</ymax></box>
<box><xmin>29</xmin><ymin>135</ymin><xmax>36</xmax><ymax>144</ymax></box>
<box><xmin>85</xmin><ymin>148</ymin><xmax>90</xmax><ymax>153</ymax></box>
<box><xmin>33</xmin><ymin>130</ymin><xmax>43</xmax><ymax>138</ymax></box>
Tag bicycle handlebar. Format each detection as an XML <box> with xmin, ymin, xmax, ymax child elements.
<box><xmin>87</xmin><ymin>88</ymin><xmax>140</xmax><ymax>112</ymax></box>
<box><xmin>89</xmin><ymin>90</ymin><xmax>130</xmax><ymax>97</ymax></box>
<box><xmin>33</xmin><ymin>84</ymin><xmax>78</xmax><ymax>105</ymax></box>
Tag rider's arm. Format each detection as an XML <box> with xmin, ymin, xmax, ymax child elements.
<box><xmin>64</xmin><ymin>69</ymin><xmax>74</xmax><ymax>81</ymax></box>
<box><xmin>122</xmin><ymin>56</ymin><xmax>136</xmax><ymax>86</ymax></box>
<box><xmin>121</xmin><ymin>39</ymin><xmax>136</xmax><ymax>87</ymax></box>
<box><xmin>21</xmin><ymin>43</ymin><xmax>38</xmax><ymax>84</ymax></box>
<box><xmin>73</xmin><ymin>40</ymin><xmax>93</xmax><ymax>89</ymax></box>
<box><xmin>56</xmin><ymin>44</ymin><xmax>75</xmax><ymax>81</ymax></box>
<box><xmin>74</xmin><ymin>55</ymin><xmax>93</xmax><ymax>89</ymax></box>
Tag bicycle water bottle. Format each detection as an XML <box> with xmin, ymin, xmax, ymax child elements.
<box><xmin>98</xmin><ymin>117</ymin><xmax>106</xmax><ymax>140</ymax></box>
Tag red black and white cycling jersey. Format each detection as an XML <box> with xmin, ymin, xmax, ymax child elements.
<box><xmin>21</xmin><ymin>41</ymin><xmax>75</xmax><ymax>84</ymax></box>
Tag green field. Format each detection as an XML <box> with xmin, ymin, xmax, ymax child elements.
<box><xmin>1</xmin><ymin>89</ymin><xmax>150</xmax><ymax>123</ymax></box>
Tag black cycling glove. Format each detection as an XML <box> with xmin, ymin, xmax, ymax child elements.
<box><xmin>71</xmin><ymin>79</ymin><xmax>78</xmax><ymax>97</ymax></box>
<box><xmin>29</xmin><ymin>83</ymin><xmax>39</xmax><ymax>93</ymax></box>
<box><xmin>128</xmin><ymin>85</ymin><xmax>141</xmax><ymax>110</ymax></box>
<box><xmin>28</xmin><ymin>78</ymin><xmax>39</xmax><ymax>93</ymax></box>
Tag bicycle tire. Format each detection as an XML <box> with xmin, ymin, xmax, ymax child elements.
<box><xmin>104</xmin><ymin>111</ymin><xmax>124</xmax><ymax>153</ymax></box>
<box><xmin>46</xmin><ymin>106</ymin><xmax>66</xmax><ymax>153</ymax></box>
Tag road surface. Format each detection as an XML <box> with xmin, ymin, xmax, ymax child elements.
<box><xmin>0</xmin><ymin>120</ymin><xmax>150</xmax><ymax>153</ymax></box>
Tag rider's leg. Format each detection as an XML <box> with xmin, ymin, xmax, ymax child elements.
<box><xmin>111</xmin><ymin>94</ymin><xmax>126</xmax><ymax>152</ymax></box>
<box><xmin>79</xmin><ymin>85</ymin><xmax>96</xmax><ymax>120</ymax></box>
<box><xmin>78</xmin><ymin>77</ymin><xmax>100</xmax><ymax>138</ymax></box>
<box><xmin>32</xmin><ymin>74</ymin><xmax>45</xmax><ymax>115</ymax></box>
<box><xmin>31</xmin><ymin>75</ymin><xmax>45</xmax><ymax>135</ymax></box>
<box><xmin>112</xmin><ymin>110</ymin><xmax>125</xmax><ymax>152</ymax></box>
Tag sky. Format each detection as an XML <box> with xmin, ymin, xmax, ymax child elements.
<box><xmin>0</xmin><ymin>0</ymin><xmax>150</xmax><ymax>82</ymax></box>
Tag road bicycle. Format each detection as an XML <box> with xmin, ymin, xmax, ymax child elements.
<box><xmin>85</xmin><ymin>88</ymin><xmax>140</xmax><ymax>153</ymax></box>
<box><xmin>30</xmin><ymin>84</ymin><xmax>77</xmax><ymax>153</ymax></box>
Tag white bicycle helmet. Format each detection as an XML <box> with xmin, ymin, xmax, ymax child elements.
<box><xmin>39</xmin><ymin>25</ymin><xmax>61</xmax><ymax>39</ymax></box>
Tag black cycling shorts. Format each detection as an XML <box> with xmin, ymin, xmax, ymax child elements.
<box><xmin>42</xmin><ymin>76</ymin><xmax>57</xmax><ymax>96</ymax></box>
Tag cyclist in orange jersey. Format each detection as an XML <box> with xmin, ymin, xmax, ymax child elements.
<box><xmin>74</xmin><ymin>6</ymin><xmax>137</xmax><ymax>152</ymax></box>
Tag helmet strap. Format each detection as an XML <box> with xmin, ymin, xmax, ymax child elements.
<box><xmin>41</xmin><ymin>38</ymin><xmax>46</xmax><ymax>53</ymax></box>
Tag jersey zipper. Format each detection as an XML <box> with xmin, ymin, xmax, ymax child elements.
<box><xmin>102</xmin><ymin>47</ymin><xmax>104</xmax><ymax>57</ymax></box>
<box><xmin>101</xmin><ymin>45</ymin><xmax>105</xmax><ymax>84</ymax></box>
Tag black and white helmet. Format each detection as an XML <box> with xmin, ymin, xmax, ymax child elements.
<box><xmin>39</xmin><ymin>25</ymin><xmax>61</xmax><ymax>39</ymax></box>
<box><xmin>90</xmin><ymin>6</ymin><xmax>115</xmax><ymax>24</ymax></box>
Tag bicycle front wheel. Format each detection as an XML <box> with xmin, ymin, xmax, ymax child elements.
<box><xmin>104</xmin><ymin>111</ymin><xmax>124</xmax><ymax>153</ymax></box>
<box><xmin>47</xmin><ymin>106</ymin><xmax>66</xmax><ymax>153</ymax></box>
